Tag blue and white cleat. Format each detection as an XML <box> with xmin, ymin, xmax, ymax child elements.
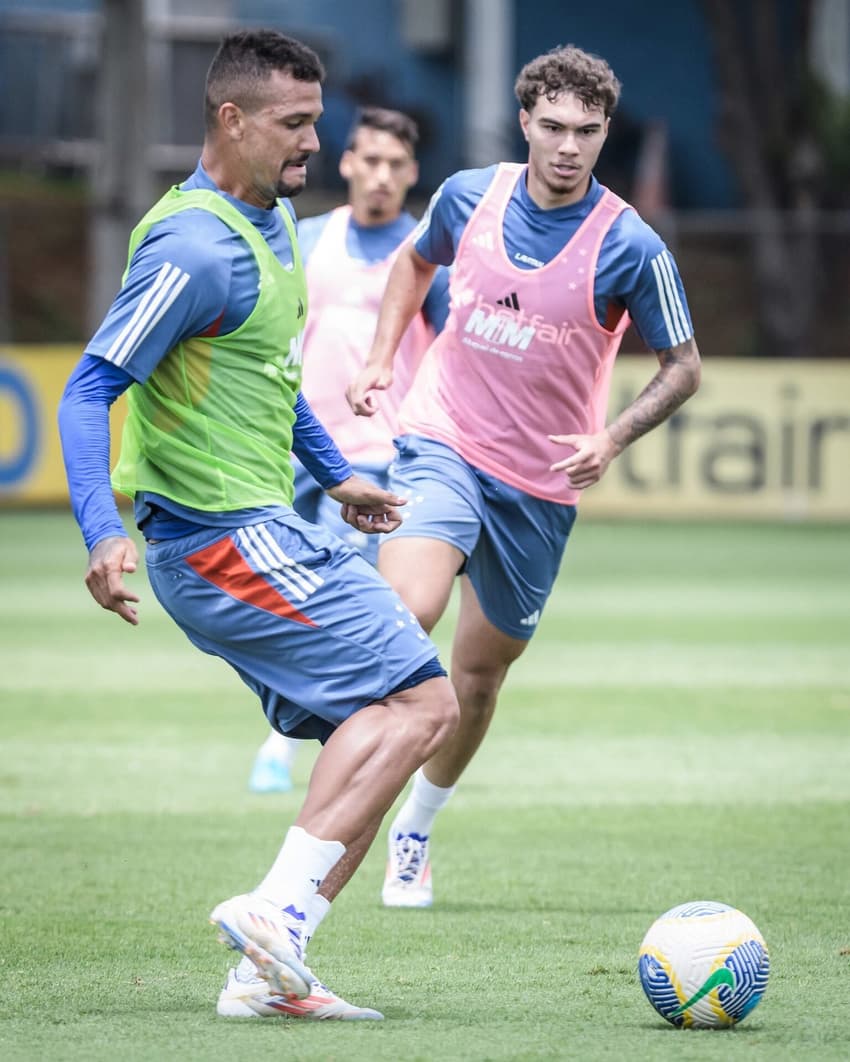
<box><xmin>248</xmin><ymin>756</ymin><xmax>293</xmax><ymax>794</ymax></box>
<box><xmin>209</xmin><ymin>894</ymin><xmax>311</xmax><ymax>1001</ymax></box>
<box><xmin>217</xmin><ymin>962</ymin><xmax>384</xmax><ymax>1020</ymax></box>
<box><xmin>381</xmin><ymin>831</ymin><xmax>433</xmax><ymax>908</ymax></box>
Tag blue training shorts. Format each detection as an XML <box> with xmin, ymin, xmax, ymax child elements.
<box><xmin>291</xmin><ymin>457</ymin><xmax>390</xmax><ymax>568</ymax></box>
<box><xmin>145</xmin><ymin>512</ymin><xmax>442</xmax><ymax>740</ymax></box>
<box><xmin>386</xmin><ymin>435</ymin><xmax>577</xmax><ymax>640</ymax></box>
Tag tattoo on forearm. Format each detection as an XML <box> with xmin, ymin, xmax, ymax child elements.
<box><xmin>608</xmin><ymin>343</ymin><xmax>700</xmax><ymax>451</ymax></box>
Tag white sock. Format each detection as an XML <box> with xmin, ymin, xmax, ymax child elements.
<box><xmin>303</xmin><ymin>892</ymin><xmax>331</xmax><ymax>945</ymax></box>
<box><xmin>254</xmin><ymin>826</ymin><xmax>345</xmax><ymax>918</ymax></box>
<box><xmin>258</xmin><ymin>730</ymin><xmax>300</xmax><ymax>766</ymax></box>
<box><xmin>390</xmin><ymin>767</ymin><xmax>456</xmax><ymax>838</ymax></box>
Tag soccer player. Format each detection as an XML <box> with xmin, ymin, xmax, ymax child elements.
<box><xmin>248</xmin><ymin>106</ymin><xmax>450</xmax><ymax>794</ymax></box>
<box><xmin>346</xmin><ymin>44</ymin><xmax>702</xmax><ymax>907</ymax></box>
<box><xmin>57</xmin><ymin>29</ymin><xmax>458</xmax><ymax>1020</ymax></box>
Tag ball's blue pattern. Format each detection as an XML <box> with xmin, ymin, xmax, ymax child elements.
<box><xmin>719</xmin><ymin>939</ymin><xmax>770</xmax><ymax>1021</ymax></box>
<box><xmin>663</xmin><ymin>900</ymin><xmax>732</xmax><ymax>918</ymax></box>
<box><xmin>638</xmin><ymin>954</ymin><xmax>685</xmax><ymax>1026</ymax></box>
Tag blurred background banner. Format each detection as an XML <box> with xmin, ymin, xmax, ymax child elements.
<box><xmin>1</xmin><ymin>0</ymin><xmax>849</xmax><ymax>518</ymax></box>
<box><xmin>2</xmin><ymin>345</ymin><xmax>847</xmax><ymax>518</ymax></box>
<box><xmin>581</xmin><ymin>356</ymin><xmax>850</xmax><ymax>521</ymax></box>
<box><xmin>0</xmin><ymin>345</ymin><xmax>125</xmax><ymax>503</ymax></box>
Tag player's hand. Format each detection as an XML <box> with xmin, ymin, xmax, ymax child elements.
<box><xmin>346</xmin><ymin>362</ymin><xmax>394</xmax><ymax>417</ymax></box>
<box><xmin>85</xmin><ymin>535</ymin><xmax>141</xmax><ymax>625</ymax></box>
<box><xmin>548</xmin><ymin>430</ymin><xmax>620</xmax><ymax>490</ymax></box>
<box><xmin>327</xmin><ymin>475</ymin><xmax>407</xmax><ymax>534</ymax></box>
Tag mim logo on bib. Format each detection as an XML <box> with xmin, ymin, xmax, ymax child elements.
<box><xmin>461</xmin><ymin>294</ymin><xmax>578</xmax><ymax>358</ymax></box>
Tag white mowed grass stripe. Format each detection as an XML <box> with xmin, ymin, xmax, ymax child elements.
<box><xmin>6</xmin><ymin>642</ymin><xmax>844</xmax><ymax>691</ymax></box>
<box><xmin>2</xmin><ymin>739</ymin><xmax>285</xmax><ymax>816</ymax></box>
<box><xmin>508</xmin><ymin>643</ymin><xmax>850</xmax><ymax>687</ymax></box>
<box><xmin>3</xmin><ymin>580</ymin><xmax>847</xmax><ymax>620</ymax></box>
<box><xmin>6</xmin><ymin>731</ymin><xmax>847</xmax><ymax>814</ymax></box>
<box><xmin>462</xmin><ymin>733</ymin><xmax>850</xmax><ymax>806</ymax></box>
<box><xmin>544</xmin><ymin>583</ymin><xmax>850</xmax><ymax>619</ymax></box>
<box><xmin>0</xmin><ymin>647</ymin><xmax>246</xmax><ymax>693</ymax></box>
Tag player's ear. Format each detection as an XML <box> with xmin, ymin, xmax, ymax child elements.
<box><xmin>518</xmin><ymin>109</ymin><xmax>530</xmax><ymax>142</ymax></box>
<box><xmin>339</xmin><ymin>150</ymin><xmax>354</xmax><ymax>180</ymax></box>
<box><xmin>218</xmin><ymin>102</ymin><xmax>244</xmax><ymax>140</ymax></box>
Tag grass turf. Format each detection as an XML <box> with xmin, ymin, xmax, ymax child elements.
<box><xmin>1</xmin><ymin>511</ymin><xmax>848</xmax><ymax>1061</ymax></box>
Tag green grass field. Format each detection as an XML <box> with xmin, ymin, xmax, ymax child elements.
<box><xmin>2</xmin><ymin>511</ymin><xmax>849</xmax><ymax>1061</ymax></box>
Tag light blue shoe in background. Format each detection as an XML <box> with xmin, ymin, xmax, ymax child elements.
<box><xmin>248</xmin><ymin>756</ymin><xmax>293</xmax><ymax>794</ymax></box>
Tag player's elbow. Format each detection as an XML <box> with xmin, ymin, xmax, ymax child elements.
<box><xmin>683</xmin><ymin>359</ymin><xmax>701</xmax><ymax>398</ymax></box>
<box><xmin>674</xmin><ymin>338</ymin><xmax>701</xmax><ymax>398</ymax></box>
<box><xmin>685</xmin><ymin>346</ymin><xmax>702</xmax><ymax>397</ymax></box>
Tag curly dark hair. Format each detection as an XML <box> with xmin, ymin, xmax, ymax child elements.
<box><xmin>204</xmin><ymin>29</ymin><xmax>325</xmax><ymax>130</ymax></box>
<box><xmin>514</xmin><ymin>45</ymin><xmax>621</xmax><ymax>118</ymax></box>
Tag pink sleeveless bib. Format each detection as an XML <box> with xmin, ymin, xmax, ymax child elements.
<box><xmin>302</xmin><ymin>206</ymin><xmax>432</xmax><ymax>464</ymax></box>
<box><xmin>398</xmin><ymin>164</ymin><xmax>631</xmax><ymax>503</ymax></box>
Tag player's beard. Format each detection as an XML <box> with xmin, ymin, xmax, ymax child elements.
<box><xmin>277</xmin><ymin>174</ymin><xmax>306</xmax><ymax>198</ymax></box>
<box><xmin>365</xmin><ymin>202</ymin><xmax>391</xmax><ymax>223</ymax></box>
<box><xmin>546</xmin><ymin>161</ymin><xmax>586</xmax><ymax>196</ymax></box>
<box><xmin>277</xmin><ymin>155</ymin><xmax>311</xmax><ymax>198</ymax></box>
<box><xmin>278</xmin><ymin>178</ymin><xmax>304</xmax><ymax>198</ymax></box>
<box><xmin>362</xmin><ymin>186</ymin><xmax>396</xmax><ymax>223</ymax></box>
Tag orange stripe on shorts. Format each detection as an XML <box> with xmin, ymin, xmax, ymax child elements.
<box><xmin>185</xmin><ymin>535</ymin><xmax>317</xmax><ymax>627</ymax></box>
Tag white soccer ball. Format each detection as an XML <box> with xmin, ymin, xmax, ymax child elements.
<box><xmin>638</xmin><ymin>900</ymin><xmax>769</xmax><ymax>1028</ymax></box>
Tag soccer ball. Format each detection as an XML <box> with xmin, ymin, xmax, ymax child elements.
<box><xmin>638</xmin><ymin>901</ymin><xmax>769</xmax><ymax>1028</ymax></box>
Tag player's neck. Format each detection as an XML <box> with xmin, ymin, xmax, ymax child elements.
<box><xmin>200</xmin><ymin>149</ymin><xmax>276</xmax><ymax>210</ymax></box>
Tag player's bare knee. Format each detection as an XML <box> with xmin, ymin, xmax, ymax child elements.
<box><xmin>394</xmin><ymin>592</ymin><xmax>442</xmax><ymax>634</ymax></box>
<box><xmin>395</xmin><ymin>675</ymin><xmax>459</xmax><ymax>754</ymax></box>
<box><xmin>415</xmin><ymin>602</ymin><xmax>445</xmax><ymax>635</ymax></box>
<box><xmin>452</xmin><ymin>670</ymin><xmax>503</xmax><ymax>724</ymax></box>
<box><xmin>429</xmin><ymin>676</ymin><xmax>460</xmax><ymax>744</ymax></box>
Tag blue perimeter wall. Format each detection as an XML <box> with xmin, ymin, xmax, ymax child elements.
<box><xmin>0</xmin><ymin>0</ymin><xmax>745</xmax><ymax>206</ymax></box>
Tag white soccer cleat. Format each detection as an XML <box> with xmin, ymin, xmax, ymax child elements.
<box><xmin>216</xmin><ymin>965</ymin><xmax>384</xmax><ymax>1020</ymax></box>
<box><xmin>209</xmin><ymin>894</ymin><xmax>311</xmax><ymax>1001</ymax></box>
<box><xmin>381</xmin><ymin>830</ymin><xmax>433</xmax><ymax>908</ymax></box>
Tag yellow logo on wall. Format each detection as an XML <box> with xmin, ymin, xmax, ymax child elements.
<box><xmin>0</xmin><ymin>347</ymin><xmax>126</xmax><ymax>504</ymax></box>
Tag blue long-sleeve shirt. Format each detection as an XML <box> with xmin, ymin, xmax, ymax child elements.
<box><xmin>59</xmin><ymin>161</ymin><xmax>352</xmax><ymax>550</ymax></box>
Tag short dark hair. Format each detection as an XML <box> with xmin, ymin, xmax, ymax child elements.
<box><xmin>204</xmin><ymin>29</ymin><xmax>325</xmax><ymax>130</ymax></box>
<box><xmin>514</xmin><ymin>45</ymin><xmax>621</xmax><ymax>118</ymax></box>
<box><xmin>346</xmin><ymin>106</ymin><xmax>419</xmax><ymax>154</ymax></box>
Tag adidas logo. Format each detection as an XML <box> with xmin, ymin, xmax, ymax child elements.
<box><xmin>519</xmin><ymin>609</ymin><xmax>540</xmax><ymax>626</ymax></box>
<box><xmin>471</xmin><ymin>230</ymin><xmax>495</xmax><ymax>251</ymax></box>
<box><xmin>496</xmin><ymin>291</ymin><xmax>520</xmax><ymax>311</ymax></box>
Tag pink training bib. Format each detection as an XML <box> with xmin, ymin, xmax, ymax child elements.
<box><xmin>399</xmin><ymin>164</ymin><xmax>631</xmax><ymax>503</ymax></box>
<box><xmin>302</xmin><ymin>206</ymin><xmax>432</xmax><ymax>465</ymax></box>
